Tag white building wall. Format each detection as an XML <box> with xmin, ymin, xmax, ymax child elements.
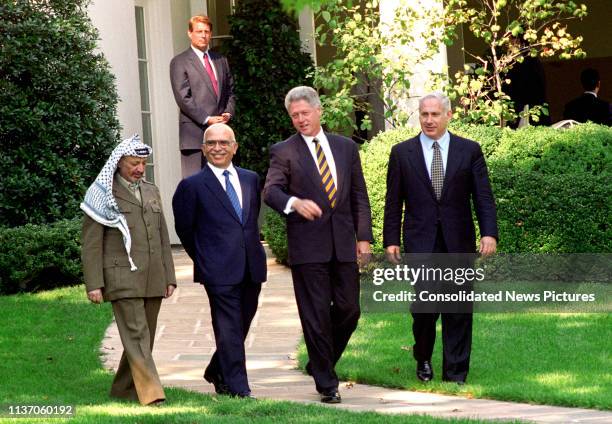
<box><xmin>88</xmin><ymin>0</ymin><xmax>208</xmax><ymax>244</ymax></box>
<box><xmin>88</xmin><ymin>0</ymin><xmax>142</xmax><ymax>137</ymax></box>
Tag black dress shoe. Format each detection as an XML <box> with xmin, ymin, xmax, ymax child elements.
<box><xmin>320</xmin><ymin>390</ymin><xmax>341</xmax><ymax>404</ymax></box>
<box><xmin>204</xmin><ymin>372</ymin><xmax>230</xmax><ymax>395</ymax></box>
<box><xmin>416</xmin><ymin>361</ymin><xmax>433</xmax><ymax>382</ymax></box>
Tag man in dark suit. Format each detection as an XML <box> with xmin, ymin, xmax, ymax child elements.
<box><xmin>172</xmin><ymin>123</ymin><xmax>266</xmax><ymax>398</ymax></box>
<box><xmin>383</xmin><ymin>93</ymin><xmax>498</xmax><ymax>385</ymax></box>
<box><xmin>563</xmin><ymin>68</ymin><xmax>611</xmax><ymax>125</ymax></box>
<box><xmin>264</xmin><ymin>86</ymin><xmax>373</xmax><ymax>403</ymax></box>
<box><xmin>170</xmin><ymin>15</ymin><xmax>236</xmax><ymax>178</ymax></box>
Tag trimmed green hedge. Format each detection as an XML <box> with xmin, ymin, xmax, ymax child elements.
<box><xmin>0</xmin><ymin>0</ymin><xmax>120</xmax><ymax>227</ymax></box>
<box><xmin>0</xmin><ymin>219</ymin><xmax>82</xmax><ymax>294</ymax></box>
<box><xmin>263</xmin><ymin>123</ymin><xmax>611</xmax><ymax>259</ymax></box>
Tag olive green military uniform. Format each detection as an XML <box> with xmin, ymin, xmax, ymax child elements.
<box><xmin>82</xmin><ymin>176</ymin><xmax>176</xmax><ymax>405</ymax></box>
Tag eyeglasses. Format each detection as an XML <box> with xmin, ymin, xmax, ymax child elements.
<box><xmin>204</xmin><ymin>139</ymin><xmax>233</xmax><ymax>148</ymax></box>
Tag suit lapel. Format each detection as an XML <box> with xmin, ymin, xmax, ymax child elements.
<box><xmin>202</xmin><ymin>166</ymin><xmax>242</xmax><ymax>224</ymax></box>
<box><xmin>187</xmin><ymin>49</ymin><xmax>218</xmax><ymax>100</ymax></box>
<box><xmin>210</xmin><ymin>52</ymin><xmax>222</xmax><ymax>104</ymax></box>
<box><xmin>294</xmin><ymin>134</ymin><xmax>329</xmax><ymax>205</ymax></box>
<box><xmin>237</xmin><ymin>168</ymin><xmax>250</xmax><ymax>224</ymax></box>
<box><xmin>326</xmin><ymin>132</ymin><xmax>346</xmax><ymax>204</ymax></box>
<box><xmin>441</xmin><ymin>132</ymin><xmax>465</xmax><ymax>200</ymax></box>
<box><xmin>406</xmin><ymin>136</ymin><xmax>436</xmax><ymax>200</ymax></box>
<box><xmin>113</xmin><ymin>178</ymin><xmax>142</xmax><ymax>207</ymax></box>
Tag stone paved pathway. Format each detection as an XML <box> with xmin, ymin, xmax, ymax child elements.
<box><xmin>100</xmin><ymin>248</ymin><xmax>612</xmax><ymax>423</ymax></box>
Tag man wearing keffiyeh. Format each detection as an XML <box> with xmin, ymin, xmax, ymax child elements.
<box><xmin>80</xmin><ymin>135</ymin><xmax>176</xmax><ymax>405</ymax></box>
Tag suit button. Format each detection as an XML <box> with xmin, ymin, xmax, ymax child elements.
<box><xmin>114</xmin><ymin>259</ymin><xmax>118</xmax><ymax>265</ymax></box>
<box><xmin>148</xmin><ymin>235</ymin><xmax>153</xmax><ymax>240</ymax></box>
<box><xmin>150</xmin><ymin>249</ymin><xmax>155</xmax><ymax>254</ymax></box>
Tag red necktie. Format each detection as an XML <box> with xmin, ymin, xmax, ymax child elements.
<box><xmin>203</xmin><ymin>54</ymin><xmax>219</xmax><ymax>96</ymax></box>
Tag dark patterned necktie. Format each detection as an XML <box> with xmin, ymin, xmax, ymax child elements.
<box><xmin>313</xmin><ymin>138</ymin><xmax>337</xmax><ymax>208</ymax></box>
<box><xmin>223</xmin><ymin>170</ymin><xmax>242</xmax><ymax>222</ymax></box>
<box><xmin>204</xmin><ymin>53</ymin><xmax>219</xmax><ymax>96</ymax></box>
<box><xmin>431</xmin><ymin>141</ymin><xmax>444</xmax><ymax>200</ymax></box>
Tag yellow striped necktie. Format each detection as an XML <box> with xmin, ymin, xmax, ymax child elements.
<box><xmin>313</xmin><ymin>138</ymin><xmax>337</xmax><ymax>208</ymax></box>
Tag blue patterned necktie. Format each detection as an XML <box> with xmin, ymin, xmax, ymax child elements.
<box><xmin>223</xmin><ymin>170</ymin><xmax>242</xmax><ymax>223</ymax></box>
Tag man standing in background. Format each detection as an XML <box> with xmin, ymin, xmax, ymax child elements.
<box><xmin>170</xmin><ymin>15</ymin><xmax>236</xmax><ymax>178</ymax></box>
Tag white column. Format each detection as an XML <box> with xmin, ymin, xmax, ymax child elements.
<box><xmin>88</xmin><ymin>0</ymin><xmax>142</xmax><ymax>138</ymax></box>
<box><xmin>144</xmin><ymin>0</ymin><xmax>184</xmax><ymax>243</ymax></box>
<box><xmin>298</xmin><ymin>7</ymin><xmax>317</xmax><ymax>64</ymax></box>
<box><xmin>380</xmin><ymin>0</ymin><xmax>448</xmax><ymax>127</ymax></box>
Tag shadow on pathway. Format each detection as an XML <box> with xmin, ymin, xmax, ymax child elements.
<box><xmin>99</xmin><ymin>247</ymin><xmax>611</xmax><ymax>423</ymax></box>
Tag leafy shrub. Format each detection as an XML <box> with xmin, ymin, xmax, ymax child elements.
<box><xmin>0</xmin><ymin>0</ymin><xmax>121</xmax><ymax>227</ymax></box>
<box><xmin>225</xmin><ymin>0</ymin><xmax>313</xmax><ymax>177</ymax></box>
<box><xmin>262</xmin><ymin>123</ymin><xmax>611</xmax><ymax>258</ymax></box>
<box><xmin>0</xmin><ymin>219</ymin><xmax>83</xmax><ymax>294</ymax></box>
<box><xmin>361</xmin><ymin>123</ymin><xmax>611</xmax><ymax>253</ymax></box>
<box><xmin>261</xmin><ymin>206</ymin><xmax>288</xmax><ymax>265</ymax></box>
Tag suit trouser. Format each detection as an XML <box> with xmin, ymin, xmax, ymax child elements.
<box><xmin>110</xmin><ymin>297</ymin><xmax>165</xmax><ymax>405</ymax></box>
<box><xmin>291</xmin><ymin>259</ymin><xmax>360</xmax><ymax>393</ymax></box>
<box><xmin>180</xmin><ymin>149</ymin><xmax>204</xmax><ymax>179</ymax></box>
<box><xmin>411</xmin><ymin>226</ymin><xmax>473</xmax><ymax>382</ymax></box>
<box><xmin>204</xmin><ymin>280</ymin><xmax>261</xmax><ymax>395</ymax></box>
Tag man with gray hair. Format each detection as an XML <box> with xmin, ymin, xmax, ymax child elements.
<box><xmin>81</xmin><ymin>135</ymin><xmax>176</xmax><ymax>405</ymax></box>
<box><xmin>383</xmin><ymin>92</ymin><xmax>498</xmax><ymax>385</ymax></box>
<box><xmin>264</xmin><ymin>86</ymin><xmax>373</xmax><ymax>403</ymax></box>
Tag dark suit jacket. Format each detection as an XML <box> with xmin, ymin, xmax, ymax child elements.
<box><xmin>383</xmin><ymin>133</ymin><xmax>498</xmax><ymax>253</ymax></box>
<box><xmin>170</xmin><ymin>48</ymin><xmax>236</xmax><ymax>150</ymax></box>
<box><xmin>82</xmin><ymin>178</ymin><xmax>176</xmax><ymax>301</ymax></box>
<box><xmin>563</xmin><ymin>93</ymin><xmax>611</xmax><ymax>126</ymax></box>
<box><xmin>172</xmin><ymin>165</ymin><xmax>267</xmax><ymax>286</ymax></box>
<box><xmin>263</xmin><ymin>132</ymin><xmax>373</xmax><ymax>265</ymax></box>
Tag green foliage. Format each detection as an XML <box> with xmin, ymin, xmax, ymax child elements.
<box><xmin>444</xmin><ymin>0</ymin><xmax>587</xmax><ymax>126</ymax></box>
<box><xmin>313</xmin><ymin>0</ymin><xmax>446</xmax><ymax>136</ymax></box>
<box><xmin>261</xmin><ymin>206</ymin><xmax>289</xmax><ymax>265</ymax></box>
<box><xmin>0</xmin><ymin>0</ymin><xmax>121</xmax><ymax>227</ymax></box>
<box><xmin>225</xmin><ymin>0</ymin><xmax>314</xmax><ymax>177</ymax></box>
<box><xmin>361</xmin><ymin>123</ymin><xmax>611</xmax><ymax>253</ymax></box>
<box><xmin>301</xmin><ymin>312</ymin><xmax>612</xmax><ymax>409</ymax></box>
<box><xmin>0</xmin><ymin>218</ymin><xmax>83</xmax><ymax>294</ymax></box>
<box><xmin>0</xmin><ymin>0</ymin><xmax>119</xmax><ymax>226</ymax></box>
<box><xmin>261</xmin><ymin>124</ymin><xmax>610</xmax><ymax>259</ymax></box>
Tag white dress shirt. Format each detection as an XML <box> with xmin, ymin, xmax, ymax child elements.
<box><xmin>419</xmin><ymin>130</ymin><xmax>450</xmax><ymax>178</ymax></box>
<box><xmin>284</xmin><ymin>128</ymin><xmax>338</xmax><ymax>214</ymax></box>
<box><xmin>207</xmin><ymin>162</ymin><xmax>242</xmax><ymax>208</ymax></box>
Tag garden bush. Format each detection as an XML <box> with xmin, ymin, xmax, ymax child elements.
<box><xmin>0</xmin><ymin>218</ymin><xmax>82</xmax><ymax>294</ymax></box>
<box><xmin>0</xmin><ymin>0</ymin><xmax>120</xmax><ymax>227</ymax></box>
<box><xmin>261</xmin><ymin>206</ymin><xmax>289</xmax><ymax>265</ymax></box>
<box><xmin>263</xmin><ymin>123</ymin><xmax>611</xmax><ymax>258</ymax></box>
<box><xmin>225</xmin><ymin>0</ymin><xmax>313</xmax><ymax>177</ymax></box>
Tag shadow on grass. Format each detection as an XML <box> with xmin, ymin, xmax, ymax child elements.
<box><xmin>0</xmin><ymin>287</ymin><xmax>513</xmax><ymax>423</ymax></box>
<box><xmin>304</xmin><ymin>313</ymin><xmax>611</xmax><ymax>410</ymax></box>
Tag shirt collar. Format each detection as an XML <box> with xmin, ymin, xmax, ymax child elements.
<box><xmin>584</xmin><ymin>91</ymin><xmax>597</xmax><ymax>98</ymax></box>
<box><xmin>116</xmin><ymin>173</ymin><xmax>140</xmax><ymax>191</ymax></box>
<box><xmin>207</xmin><ymin>162</ymin><xmax>236</xmax><ymax>179</ymax></box>
<box><xmin>191</xmin><ymin>45</ymin><xmax>210</xmax><ymax>59</ymax></box>
<box><xmin>419</xmin><ymin>130</ymin><xmax>450</xmax><ymax>151</ymax></box>
<box><xmin>301</xmin><ymin>127</ymin><xmax>325</xmax><ymax>145</ymax></box>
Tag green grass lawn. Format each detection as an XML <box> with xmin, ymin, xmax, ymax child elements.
<box><xmin>297</xmin><ymin>313</ymin><xmax>612</xmax><ymax>410</ymax></box>
<box><xmin>0</xmin><ymin>287</ymin><xmax>521</xmax><ymax>423</ymax></box>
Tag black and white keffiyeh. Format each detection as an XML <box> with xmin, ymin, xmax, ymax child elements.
<box><xmin>80</xmin><ymin>134</ymin><xmax>152</xmax><ymax>271</ymax></box>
